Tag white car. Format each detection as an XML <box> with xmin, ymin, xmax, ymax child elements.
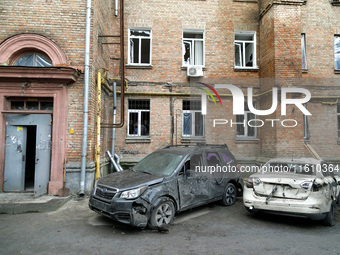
<box><xmin>243</xmin><ymin>158</ymin><xmax>340</xmax><ymax>226</ymax></box>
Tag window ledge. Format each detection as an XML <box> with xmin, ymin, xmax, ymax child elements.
<box><xmin>181</xmin><ymin>66</ymin><xmax>206</xmax><ymax>70</ymax></box>
<box><xmin>331</xmin><ymin>1</ymin><xmax>340</xmax><ymax>6</ymax></box>
<box><xmin>234</xmin><ymin>67</ymin><xmax>259</xmax><ymax>72</ymax></box>
<box><xmin>181</xmin><ymin>137</ymin><xmax>206</xmax><ymax>144</ymax></box>
<box><xmin>335</xmin><ymin>70</ymin><xmax>340</xmax><ymax>74</ymax></box>
<box><xmin>235</xmin><ymin>137</ymin><xmax>259</xmax><ymax>143</ymax></box>
<box><xmin>125</xmin><ymin>65</ymin><xmax>153</xmax><ymax>69</ymax></box>
<box><xmin>125</xmin><ymin>137</ymin><xmax>151</xmax><ymax>143</ymax></box>
<box><xmin>302</xmin><ymin>69</ymin><xmax>308</xmax><ymax>73</ymax></box>
<box><xmin>233</xmin><ymin>0</ymin><xmax>258</xmax><ymax>2</ymax></box>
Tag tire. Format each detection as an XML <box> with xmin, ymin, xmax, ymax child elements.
<box><xmin>323</xmin><ymin>201</ymin><xmax>336</xmax><ymax>227</ymax></box>
<box><xmin>149</xmin><ymin>198</ymin><xmax>175</xmax><ymax>228</ymax></box>
<box><xmin>221</xmin><ymin>183</ymin><xmax>236</xmax><ymax>206</ymax></box>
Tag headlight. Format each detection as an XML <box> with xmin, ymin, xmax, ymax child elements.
<box><xmin>120</xmin><ymin>186</ymin><xmax>147</xmax><ymax>200</ymax></box>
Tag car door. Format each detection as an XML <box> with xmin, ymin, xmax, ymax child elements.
<box><xmin>177</xmin><ymin>154</ymin><xmax>210</xmax><ymax>210</ymax></box>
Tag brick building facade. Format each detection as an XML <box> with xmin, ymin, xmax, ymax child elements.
<box><xmin>0</xmin><ymin>0</ymin><xmax>339</xmax><ymax>195</ymax></box>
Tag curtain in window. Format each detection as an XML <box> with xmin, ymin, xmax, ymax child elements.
<box><xmin>183</xmin><ymin>113</ymin><xmax>192</xmax><ymax>135</ymax></box>
<box><xmin>194</xmin><ymin>41</ymin><xmax>203</xmax><ymax>65</ymax></box>
<box><xmin>335</xmin><ymin>36</ymin><xmax>340</xmax><ymax>70</ymax></box>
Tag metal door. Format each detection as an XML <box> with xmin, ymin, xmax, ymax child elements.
<box><xmin>34</xmin><ymin>122</ymin><xmax>52</xmax><ymax>197</ymax></box>
<box><xmin>4</xmin><ymin>125</ymin><xmax>27</xmax><ymax>191</ymax></box>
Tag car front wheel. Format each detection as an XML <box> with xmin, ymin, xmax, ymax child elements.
<box><xmin>149</xmin><ymin>198</ymin><xmax>175</xmax><ymax>228</ymax></box>
<box><xmin>221</xmin><ymin>183</ymin><xmax>236</xmax><ymax>206</ymax></box>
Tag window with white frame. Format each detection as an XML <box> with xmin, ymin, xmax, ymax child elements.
<box><xmin>128</xmin><ymin>99</ymin><xmax>150</xmax><ymax>137</ymax></box>
<box><xmin>301</xmin><ymin>33</ymin><xmax>307</xmax><ymax>70</ymax></box>
<box><xmin>303</xmin><ymin>104</ymin><xmax>310</xmax><ymax>140</ymax></box>
<box><xmin>182</xmin><ymin>30</ymin><xmax>204</xmax><ymax>66</ymax></box>
<box><xmin>337</xmin><ymin>103</ymin><xmax>340</xmax><ymax>140</ymax></box>
<box><xmin>234</xmin><ymin>31</ymin><xmax>257</xmax><ymax>68</ymax></box>
<box><xmin>128</xmin><ymin>29</ymin><xmax>152</xmax><ymax>65</ymax></box>
<box><xmin>182</xmin><ymin>100</ymin><xmax>204</xmax><ymax>137</ymax></box>
<box><xmin>335</xmin><ymin>35</ymin><xmax>340</xmax><ymax>70</ymax></box>
<box><xmin>236</xmin><ymin>102</ymin><xmax>257</xmax><ymax>138</ymax></box>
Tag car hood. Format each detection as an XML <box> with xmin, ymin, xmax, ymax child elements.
<box><xmin>97</xmin><ymin>170</ymin><xmax>164</xmax><ymax>191</ymax></box>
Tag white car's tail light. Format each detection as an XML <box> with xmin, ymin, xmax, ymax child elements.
<box><xmin>246</xmin><ymin>177</ymin><xmax>261</xmax><ymax>188</ymax></box>
<box><xmin>300</xmin><ymin>181</ymin><xmax>313</xmax><ymax>191</ymax></box>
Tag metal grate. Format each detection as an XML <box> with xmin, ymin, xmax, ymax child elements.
<box><xmin>95</xmin><ymin>185</ymin><xmax>117</xmax><ymax>200</ymax></box>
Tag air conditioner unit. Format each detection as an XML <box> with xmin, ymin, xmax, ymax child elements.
<box><xmin>187</xmin><ymin>65</ymin><xmax>203</xmax><ymax>77</ymax></box>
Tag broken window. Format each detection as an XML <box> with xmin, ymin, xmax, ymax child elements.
<box><xmin>182</xmin><ymin>100</ymin><xmax>204</xmax><ymax>137</ymax></box>
<box><xmin>301</xmin><ymin>33</ymin><xmax>307</xmax><ymax>70</ymax></box>
<box><xmin>234</xmin><ymin>32</ymin><xmax>256</xmax><ymax>68</ymax></box>
<box><xmin>335</xmin><ymin>35</ymin><xmax>340</xmax><ymax>70</ymax></box>
<box><xmin>182</xmin><ymin>30</ymin><xmax>204</xmax><ymax>66</ymax></box>
<box><xmin>128</xmin><ymin>29</ymin><xmax>151</xmax><ymax>65</ymax></box>
<box><xmin>13</xmin><ymin>53</ymin><xmax>52</xmax><ymax>67</ymax></box>
<box><xmin>236</xmin><ymin>102</ymin><xmax>257</xmax><ymax>138</ymax></box>
<box><xmin>128</xmin><ymin>99</ymin><xmax>150</xmax><ymax>137</ymax></box>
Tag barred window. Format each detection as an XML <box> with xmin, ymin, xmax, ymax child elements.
<box><xmin>128</xmin><ymin>99</ymin><xmax>150</xmax><ymax>137</ymax></box>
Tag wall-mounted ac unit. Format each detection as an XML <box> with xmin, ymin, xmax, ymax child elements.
<box><xmin>187</xmin><ymin>66</ymin><xmax>203</xmax><ymax>77</ymax></box>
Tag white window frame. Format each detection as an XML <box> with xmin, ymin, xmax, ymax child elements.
<box><xmin>182</xmin><ymin>100</ymin><xmax>204</xmax><ymax>137</ymax></box>
<box><xmin>303</xmin><ymin>103</ymin><xmax>310</xmax><ymax>140</ymax></box>
<box><xmin>236</xmin><ymin>102</ymin><xmax>257</xmax><ymax>139</ymax></box>
<box><xmin>128</xmin><ymin>28</ymin><xmax>152</xmax><ymax>66</ymax></box>
<box><xmin>234</xmin><ymin>31</ymin><xmax>257</xmax><ymax>69</ymax></box>
<box><xmin>182</xmin><ymin>30</ymin><xmax>205</xmax><ymax>67</ymax></box>
<box><xmin>335</xmin><ymin>35</ymin><xmax>340</xmax><ymax>71</ymax></box>
<box><xmin>127</xmin><ymin>100</ymin><xmax>150</xmax><ymax>137</ymax></box>
<box><xmin>301</xmin><ymin>33</ymin><xmax>307</xmax><ymax>70</ymax></box>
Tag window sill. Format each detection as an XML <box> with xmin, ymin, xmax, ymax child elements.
<box><xmin>233</xmin><ymin>0</ymin><xmax>257</xmax><ymax>2</ymax></box>
<box><xmin>302</xmin><ymin>69</ymin><xmax>308</xmax><ymax>73</ymax></box>
<box><xmin>335</xmin><ymin>70</ymin><xmax>340</xmax><ymax>74</ymax></box>
<box><xmin>181</xmin><ymin>66</ymin><xmax>206</xmax><ymax>70</ymax></box>
<box><xmin>234</xmin><ymin>67</ymin><xmax>259</xmax><ymax>72</ymax></box>
<box><xmin>125</xmin><ymin>65</ymin><xmax>153</xmax><ymax>69</ymax></box>
<box><xmin>235</xmin><ymin>137</ymin><xmax>259</xmax><ymax>143</ymax></box>
<box><xmin>125</xmin><ymin>137</ymin><xmax>151</xmax><ymax>143</ymax></box>
<box><xmin>331</xmin><ymin>1</ymin><xmax>340</xmax><ymax>5</ymax></box>
<box><xmin>181</xmin><ymin>137</ymin><xmax>206</xmax><ymax>144</ymax></box>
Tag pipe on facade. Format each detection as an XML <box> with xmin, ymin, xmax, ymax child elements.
<box><xmin>100</xmin><ymin>0</ymin><xmax>125</xmax><ymax>129</ymax></box>
<box><xmin>111</xmin><ymin>82</ymin><xmax>117</xmax><ymax>171</ymax></box>
<box><xmin>79</xmin><ymin>0</ymin><xmax>92</xmax><ymax>196</ymax></box>
<box><xmin>95</xmin><ymin>70</ymin><xmax>102</xmax><ymax>182</ymax></box>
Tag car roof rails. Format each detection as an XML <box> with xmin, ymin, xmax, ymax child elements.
<box><xmin>163</xmin><ymin>143</ymin><xmax>229</xmax><ymax>149</ymax></box>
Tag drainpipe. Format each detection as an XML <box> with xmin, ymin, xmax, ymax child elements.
<box><xmin>111</xmin><ymin>82</ymin><xmax>117</xmax><ymax>171</ymax></box>
<box><xmin>79</xmin><ymin>0</ymin><xmax>92</xmax><ymax>196</ymax></box>
<box><xmin>95</xmin><ymin>70</ymin><xmax>101</xmax><ymax>182</ymax></box>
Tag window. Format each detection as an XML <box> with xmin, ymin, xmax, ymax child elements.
<box><xmin>182</xmin><ymin>30</ymin><xmax>204</xmax><ymax>66</ymax></box>
<box><xmin>13</xmin><ymin>53</ymin><xmax>52</xmax><ymax>67</ymax></box>
<box><xmin>337</xmin><ymin>103</ymin><xmax>340</xmax><ymax>140</ymax></box>
<box><xmin>301</xmin><ymin>34</ymin><xmax>307</xmax><ymax>70</ymax></box>
<box><xmin>304</xmin><ymin>104</ymin><xmax>310</xmax><ymax>140</ymax></box>
<box><xmin>234</xmin><ymin>31</ymin><xmax>257</xmax><ymax>68</ymax></box>
<box><xmin>182</xmin><ymin>100</ymin><xmax>204</xmax><ymax>137</ymax></box>
<box><xmin>128</xmin><ymin>29</ymin><xmax>152</xmax><ymax>65</ymax></box>
<box><xmin>9</xmin><ymin>98</ymin><xmax>53</xmax><ymax>111</ymax></box>
<box><xmin>335</xmin><ymin>35</ymin><xmax>340</xmax><ymax>70</ymax></box>
<box><xmin>236</xmin><ymin>102</ymin><xmax>256</xmax><ymax>138</ymax></box>
<box><xmin>128</xmin><ymin>99</ymin><xmax>150</xmax><ymax>136</ymax></box>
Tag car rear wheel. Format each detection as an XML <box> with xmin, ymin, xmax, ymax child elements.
<box><xmin>221</xmin><ymin>183</ymin><xmax>236</xmax><ymax>206</ymax></box>
<box><xmin>323</xmin><ymin>201</ymin><xmax>336</xmax><ymax>227</ymax></box>
<box><xmin>149</xmin><ymin>198</ymin><xmax>175</xmax><ymax>228</ymax></box>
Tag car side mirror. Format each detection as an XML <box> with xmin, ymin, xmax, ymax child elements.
<box><xmin>185</xmin><ymin>169</ymin><xmax>194</xmax><ymax>178</ymax></box>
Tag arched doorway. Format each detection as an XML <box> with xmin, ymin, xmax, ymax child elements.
<box><xmin>0</xmin><ymin>34</ymin><xmax>80</xmax><ymax>196</ymax></box>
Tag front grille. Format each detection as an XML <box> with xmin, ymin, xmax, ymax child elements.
<box><xmin>95</xmin><ymin>185</ymin><xmax>117</xmax><ymax>200</ymax></box>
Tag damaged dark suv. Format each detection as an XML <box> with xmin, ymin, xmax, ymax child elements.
<box><xmin>89</xmin><ymin>144</ymin><xmax>242</xmax><ymax>228</ymax></box>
